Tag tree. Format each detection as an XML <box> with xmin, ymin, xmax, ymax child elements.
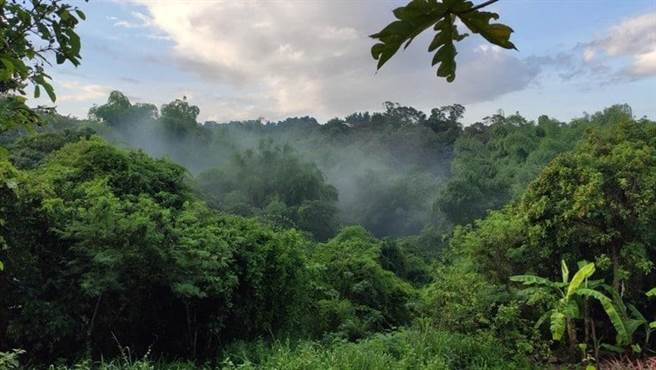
<box><xmin>0</xmin><ymin>0</ymin><xmax>86</xmax><ymax>131</ymax></box>
<box><xmin>371</xmin><ymin>0</ymin><xmax>515</xmax><ymax>82</ymax></box>
<box><xmin>160</xmin><ymin>97</ymin><xmax>200</xmax><ymax>135</ymax></box>
<box><xmin>89</xmin><ymin>91</ymin><xmax>158</xmax><ymax>126</ymax></box>
<box><xmin>195</xmin><ymin>141</ymin><xmax>339</xmax><ymax>240</ymax></box>
<box><xmin>512</xmin><ymin>261</ymin><xmax>647</xmax><ymax>358</ymax></box>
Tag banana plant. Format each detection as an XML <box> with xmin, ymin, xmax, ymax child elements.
<box><xmin>646</xmin><ymin>288</ymin><xmax>656</xmax><ymax>330</ymax></box>
<box><xmin>511</xmin><ymin>261</ymin><xmax>638</xmax><ymax>349</ymax></box>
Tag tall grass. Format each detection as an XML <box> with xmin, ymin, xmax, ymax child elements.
<box><xmin>29</xmin><ymin>323</ymin><xmax>534</xmax><ymax>370</ymax></box>
<box><xmin>220</xmin><ymin>323</ymin><xmax>533</xmax><ymax>370</ymax></box>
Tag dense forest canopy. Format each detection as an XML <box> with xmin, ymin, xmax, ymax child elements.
<box><xmin>2</xmin><ymin>91</ymin><xmax>652</xmax><ymax>369</ymax></box>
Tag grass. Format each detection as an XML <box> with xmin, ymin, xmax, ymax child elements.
<box><xmin>10</xmin><ymin>322</ymin><xmax>535</xmax><ymax>370</ymax></box>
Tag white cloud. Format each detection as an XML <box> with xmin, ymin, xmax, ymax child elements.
<box><xmin>57</xmin><ymin>81</ymin><xmax>111</xmax><ymax>103</ymax></box>
<box><xmin>588</xmin><ymin>12</ymin><xmax>656</xmax><ymax>77</ymax></box>
<box><xmin>113</xmin><ymin>11</ymin><xmax>151</xmax><ymax>28</ymax></box>
<box><xmin>633</xmin><ymin>49</ymin><xmax>656</xmax><ymax>75</ymax></box>
<box><xmin>129</xmin><ymin>0</ymin><xmax>536</xmax><ymax>121</ymax></box>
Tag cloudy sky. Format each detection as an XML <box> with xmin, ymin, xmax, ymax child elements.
<box><xmin>34</xmin><ymin>0</ymin><xmax>656</xmax><ymax>124</ymax></box>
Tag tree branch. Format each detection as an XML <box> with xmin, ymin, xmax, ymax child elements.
<box><xmin>460</xmin><ymin>0</ymin><xmax>500</xmax><ymax>14</ymax></box>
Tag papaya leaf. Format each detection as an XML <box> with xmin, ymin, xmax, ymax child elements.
<box><xmin>370</xmin><ymin>0</ymin><xmax>448</xmax><ymax>70</ymax></box>
<box><xmin>371</xmin><ymin>0</ymin><xmax>516</xmax><ymax>82</ymax></box>
<box><xmin>458</xmin><ymin>9</ymin><xmax>516</xmax><ymax>49</ymax></box>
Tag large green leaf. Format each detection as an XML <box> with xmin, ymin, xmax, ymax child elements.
<box><xmin>371</xmin><ymin>0</ymin><xmax>448</xmax><ymax>70</ymax></box>
<box><xmin>458</xmin><ymin>10</ymin><xmax>516</xmax><ymax>49</ymax></box>
<box><xmin>550</xmin><ymin>310</ymin><xmax>566</xmax><ymax>341</ymax></box>
<box><xmin>566</xmin><ymin>262</ymin><xmax>595</xmax><ymax>299</ymax></box>
<box><xmin>578</xmin><ymin>287</ymin><xmax>629</xmax><ymax>346</ymax></box>
<box><xmin>561</xmin><ymin>259</ymin><xmax>569</xmax><ymax>284</ymax></box>
<box><xmin>371</xmin><ymin>0</ymin><xmax>516</xmax><ymax>82</ymax></box>
<box><xmin>510</xmin><ymin>274</ymin><xmax>560</xmax><ymax>289</ymax></box>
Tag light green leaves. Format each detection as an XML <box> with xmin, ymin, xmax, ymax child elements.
<box><xmin>510</xmin><ymin>274</ymin><xmax>561</xmax><ymax>289</ymax></box>
<box><xmin>561</xmin><ymin>259</ymin><xmax>569</xmax><ymax>284</ymax></box>
<box><xmin>371</xmin><ymin>0</ymin><xmax>516</xmax><ymax>82</ymax></box>
<box><xmin>565</xmin><ymin>262</ymin><xmax>594</xmax><ymax>300</ymax></box>
<box><xmin>578</xmin><ymin>288</ymin><xmax>629</xmax><ymax>345</ymax></box>
<box><xmin>647</xmin><ymin>288</ymin><xmax>656</xmax><ymax>297</ymax></box>
<box><xmin>0</xmin><ymin>260</ymin><xmax>4</xmax><ymax>271</ymax></box>
<box><xmin>550</xmin><ymin>311</ymin><xmax>566</xmax><ymax>341</ymax></box>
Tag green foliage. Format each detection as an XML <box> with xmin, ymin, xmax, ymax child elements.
<box><xmin>222</xmin><ymin>323</ymin><xmax>533</xmax><ymax>370</ymax></box>
<box><xmin>307</xmin><ymin>227</ymin><xmax>416</xmax><ymax>339</ymax></box>
<box><xmin>89</xmin><ymin>91</ymin><xmax>158</xmax><ymax>127</ymax></box>
<box><xmin>196</xmin><ymin>141</ymin><xmax>339</xmax><ymax>240</ymax></box>
<box><xmin>435</xmin><ymin>113</ymin><xmax>585</xmax><ymax>226</ymax></box>
<box><xmin>0</xmin><ymin>138</ymin><xmax>309</xmax><ymax>361</ymax></box>
<box><xmin>8</xmin><ymin>128</ymin><xmax>94</xmax><ymax>169</ymax></box>
<box><xmin>0</xmin><ymin>349</ymin><xmax>25</xmax><ymax>370</ymax></box>
<box><xmin>0</xmin><ymin>0</ymin><xmax>86</xmax><ymax>131</ymax></box>
<box><xmin>0</xmin><ymin>96</ymin><xmax>39</xmax><ymax>133</ymax></box>
<box><xmin>0</xmin><ymin>0</ymin><xmax>85</xmax><ymax>97</ymax></box>
<box><xmin>512</xmin><ymin>261</ymin><xmax>597</xmax><ymax>342</ymax></box>
<box><xmin>513</xmin><ymin>260</ymin><xmax>649</xmax><ymax>358</ymax></box>
<box><xmin>160</xmin><ymin>97</ymin><xmax>200</xmax><ymax>136</ymax></box>
<box><xmin>371</xmin><ymin>0</ymin><xmax>515</xmax><ymax>81</ymax></box>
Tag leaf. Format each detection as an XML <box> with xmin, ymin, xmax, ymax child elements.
<box><xmin>430</xmin><ymin>15</ymin><xmax>466</xmax><ymax>82</ymax></box>
<box><xmin>0</xmin><ymin>57</ymin><xmax>15</xmax><ymax>74</ymax></box>
<box><xmin>601</xmin><ymin>343</ymin><xmax>625</xmax><ymax>353</ymax></box>
<box><xmin>34</xmin><ymin>85</ymin><xmax>41</xmax><ymax>99</ymax></box>
<box><xmin>41</xmin><ymin>81</ymin><xmax>57</xmax><ymax>102</ymax></box>
<box><xmin>0</xmin><ymin>260</ymin><xmax>3</xmax><ymax>271</ymax></box>
<box><xmin>646</xmin><ymin>288</ymin><xmax>656</xmax><ymax>297</ymax></box>
<box><xmin>550</xmin><ymin>310</ymin><xmax>566</xmax><ymax>341</ymax></box>
<box><xmin>566</xmin><ymin>262</ymin><xmax>595</xmax><ymax>299</ymax></box>
<box><xmin>561</xmin><ymin>299</ymin><xmax>580</xmax><ymax>319</ymax></box>
<box><xmin>578</xmin><ymin>287</ymin><xmax>629</xmax><ymax>346</ymax></box>
<box><xmin>510</xmin><ymin>274</ymin><xmax>558</xmax><ymax>288</ymax></box>
<box><xmin>370</xmin><ymin>0</ymin><xmax>447</xmax><ymax>70</ymax></box>
<box><xmin>458</xmin><ymin>10</ymin><xmax>516</xmax><ymax>50</ymax></box>
<box><xmin>68</xmin><ymin>31</ymin><xmax>81</xmax><ymax>56</ymax></box>
<box><xmin>534</xmin><ymin>309</ymin><xmax>552</xmax><ymax>330</ymax></box>
<box><xmin>561</xmin><ymin>259</ymin><xmax>569</xmax><ymax>284</ymax></box>
<box><xmin>75</xmin><ymin>9</ymin><xmax>86</xmax><ymax>20</ymax></box>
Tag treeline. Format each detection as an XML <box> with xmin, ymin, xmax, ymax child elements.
<box><xmin>21</xmin><ymin>91</ymin><xmax>606</xmax><ymax>243</ymax></box>
<box><xmin>0</xmin><ymin>138</ymin><xmax>421</xmax><ymax>363</ymax></box>
<box><xmin>2</xmin><ymin>98</ymin><xmax>654</xmax><ymax>369</ymax></box>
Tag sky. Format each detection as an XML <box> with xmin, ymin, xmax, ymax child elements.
<box><xmin>32</xmin><ymin>0</ymin><xmax>656</xmax><ymax>124</ymax></box>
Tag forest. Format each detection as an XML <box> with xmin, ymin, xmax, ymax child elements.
<box><xmin>2</xmin><ymin>0</ymin><xmax>656</xmax><ymax>369</ymax></box>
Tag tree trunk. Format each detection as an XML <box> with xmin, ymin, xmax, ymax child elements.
<box><xmin>567</xmin><ymin>318</ymin><xmax>578</xmax><ymax>352</ymax></box>
<box><xmin>87</xmin><ymin>293</ymin><xmax>103</xmax><ymax>356</ymax></box>
<box><xmin>611</xmin><ymin>243</ymin><xmax>621</xmax><ymax>294</ymax></box>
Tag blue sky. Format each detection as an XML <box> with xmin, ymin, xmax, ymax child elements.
<box><xmin>36</xmin><ymin>0</ymin><xmax>656</xmax><ymax>124</ymax></box>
